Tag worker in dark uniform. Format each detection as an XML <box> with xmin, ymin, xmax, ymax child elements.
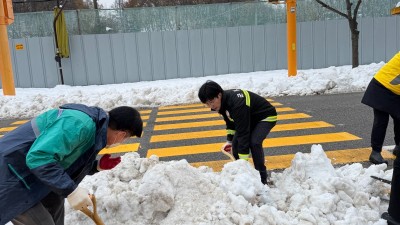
<box><xmin>198</xmin><ymin>80</ymin><xmax>277</xmax><ymax>185</ymax></box>
<box><xmin>361</xmin><ymin>52</ymin><xmax>400</xmax><ymax>224</ymax></box>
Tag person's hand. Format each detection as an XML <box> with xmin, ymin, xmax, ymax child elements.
<box><xmin>67</xmin><ymin>187</ymin><xmax>93</xmax><ymax>210</ymax></box>
<box><xmin>221</xmin><ymin>141</ymin><xmax>232</xmax><ymax>153</ymax></box>
<box><xmin>98</xmin><ymin>154</ymin><xmax>121</xmax><ymax>171</ymax></box>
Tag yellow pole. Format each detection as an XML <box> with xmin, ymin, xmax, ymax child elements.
<box><xmin>286</xmin><ymin>0</ymin><xmax>297</xmax><ymax>76</ymax></box>
<box><xmin>0</xmin><ymin>0</ymin><xmax>16</xmax><ymax>95</ymax></box>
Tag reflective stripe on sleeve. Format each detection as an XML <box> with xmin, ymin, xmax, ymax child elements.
<box><xmin>262</xmin><ymin>115</ymin><xmax>277</xmax><ymax>122</ymax></box>
<box><xmin>238</xmin><ymin>153</ymin><xmax>249</xmax><ymax>160</ymax></box>
<box><xmin>226</xmin><ymin>129</ymin><xmax>236</xmax><ymax>135</ymax></box>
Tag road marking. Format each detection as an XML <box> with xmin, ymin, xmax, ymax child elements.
<box><xmin>151</xmin><ymin>121</ymin><xmax>334</xmax><ymax>142</ymax></box>
<box><xmin>158</xmin><ymin>100</ymin><xmax>275</xmax><ymax>111</ymax></box>
<box><xmin>12</xmin><ymin>120</ymin><xmax>29</xmax><ymax>125</ymax></box>
<box><xmin>99</xmin><ymin>143</ymin><xmax>140</xmax><ymax>155</ymax></box>
<box><xmin>154</xmin><ymin>113</ymin><xmax>312</xmax><ymax>130</ymax></box>
<box><xmin>275</xmin><ymin>107</ymin><xmax>295</xmax><ymax>112</ymax></box>
<box><xmin>158</xmin><ymin>107</ymin><xmax>212</xmax><ymax>115</ymax></box>
<box><xmin>159</xmin><ymin>104</ymin><xmax>204</xmax><ymax>110</ymax></box>
<box><xmin>147</xmin><ymin>132</ymin><xmax>360</xmax><ymax>157</ymax></box>
<box><xmin>0</xmin><ymin>127</ymin><xmax>17</xmax><ymax>132</ymax></box>
<box><xmin>158</xmin><ymin>106</ymin><xmax>293</xmax><ymax>116</ymax></box>
<box><xmin>278</xmin><ymin>113</ymin><xmax>311</xmax><ymax>120</ymax></box>
<box><xmin>155</xmin><ymin>111</ymin><xmax>307</xmax><ymax>123</ymax></box>
<box><xmin>190</xmin><ymin>148</ymin><xmax>396</xmax><ymax>172</ymax></box>
<box><xmin>140</xmin><ymin>110</ymin><xmax>152</xmax><ymax>115</ymax></box>
<box><xmin>156</xmin><ymin>113</ymin><xmax>219</xmax><ymax>122</ymax></box>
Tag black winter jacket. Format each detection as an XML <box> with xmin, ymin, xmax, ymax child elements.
<box><xmin>218</xmin><ymin>89</ymin><xmax>277</xmax><ymax>155</ymax></box>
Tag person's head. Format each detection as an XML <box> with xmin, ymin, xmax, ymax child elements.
<box><xmin>106</xmin><ymin>106</ymin><xmax>143</xmax><ymax>147</ymax></box>
<box><xmin>198</xmin><ymin>80</ymin><xmax>223</xmax><ymax>111</ymax></box>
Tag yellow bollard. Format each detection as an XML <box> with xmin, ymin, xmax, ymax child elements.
<box><xmin>286</xmin><ymin>0</ymin><xmax>297</xmax><ymax>77</ymax></box>
<box><xmin>0</xmin><ymin>0</ymin><xmax>16</xmax><ymax>95</ymax></box>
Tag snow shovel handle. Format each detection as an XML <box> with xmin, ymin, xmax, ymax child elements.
<box><xmin>221</xmin><ymin>148</ymin><xmax>235</xmax><ymax>161</ymax></box>
<box><xmin>79</xmin><ymin>194</ymin><xmax>105</xmax><ymax>225</ymax></box>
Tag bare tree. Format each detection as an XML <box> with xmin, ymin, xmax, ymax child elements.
<box><xmin>315</xmin><ymin>0</ymin><xmax>362</xmax><ymax>68</ymax></box>
<box><xmin>13</xmin><ymin>0</ymin><xmax>90</xmax><ymax>13</ymax></box>
<box><xmin>121</xmin><ymin>0</ymin><xmax>245</xmax><ymax>8</ymax></box>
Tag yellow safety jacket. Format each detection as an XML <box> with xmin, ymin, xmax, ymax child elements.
<box><xmin>374</xmin><ymin>51</ymin><xmax>400</xmax><ymax>95</ymax></box>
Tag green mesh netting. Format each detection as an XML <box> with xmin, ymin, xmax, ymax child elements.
<box><xmin>7</xmin><ymin>0</ymin><xmax>399</xmax><ymax>38</ymax></box>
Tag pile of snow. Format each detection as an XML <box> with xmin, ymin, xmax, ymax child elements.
<box><xmin>0</xmin><ymin>63</ymin><xmax>383</xmax><ymax>119</ymax></box>
<box><xmin>65</xmin><ymin>145</ymin><xmax>392</xmax><ymax>225</ymax></box>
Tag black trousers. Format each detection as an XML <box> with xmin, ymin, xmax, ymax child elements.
<box><xmin>232</xmin><ymin>121</ymin><xmax>276</xmax><ymax>183</ymax></box>
<box><xmin>371</xmin><ymin>108</ymin><xmax>400</xmax><ymax>152</ymax></box>
<box><xmin>12</xmin><ymin>192</ymin><xmax>64</xmax><ymax>225</ymax></box>
<box><xmin>389</xmin><ymin>155</ymin><xmax>400</xmax><ymax>222</ymax></box>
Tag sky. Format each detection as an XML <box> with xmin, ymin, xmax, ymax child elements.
<box><xmin>2</xmin><ymin>61</ymin><xmax>396</xmax><ymax>225</ymax></box>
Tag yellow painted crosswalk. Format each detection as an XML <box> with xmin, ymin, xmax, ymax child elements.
<box><xmin>0</xmin><ymin>101</ymin><xmax>395</xmax><ymax>172</ymax></box>
<box><xmin>147</xmin><ymin>132</ymin><xmax>360</xmax><ymax>157</ymax></box>
<box><xmin>145</xmin><ymin>100</ymin><xmax>395</xmax><ymax>171</ymax></box>
<box><xmin>151</xmin><ymin>121</ymin><xmax>334</xmax><ymax>142</ymax></box>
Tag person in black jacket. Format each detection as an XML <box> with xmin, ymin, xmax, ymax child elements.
<box><xmin>198</xmin><ymin>80</ymin><xmax>277</xmax><ymax>185</ymax></box>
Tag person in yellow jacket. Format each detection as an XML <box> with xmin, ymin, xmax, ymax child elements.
<box><xmin>361</xmin><ymin>52</ymin><xmax>400</xmax><ymax>224</ymax></box>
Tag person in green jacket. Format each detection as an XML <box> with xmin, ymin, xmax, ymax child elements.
<box><xmin>0</xmin><ymin>103</ymin><xmax>143</xmax><ymax>225</ymax></box>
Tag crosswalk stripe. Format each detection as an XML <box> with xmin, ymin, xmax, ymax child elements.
<box><xmin>159</xmin><ymin>101</ymin><xmax>275</xmax><ymax>111</ymax></box>
<box><xmin>154</xmin><ymin>115</ymin><xmax>313</xmax><ymax>131</ymax></box>
<box><xmin>147</xmin><ymin>132</ymin><xmax>360</xmax><ymax>157</ymax></box>
<box><xmin>155</xmin><ymin>110</ymin><xmax>304</xmax><ymax>123</ymax></box>
<box><xmin>158</xmin><ymin>107</ymin><xmax>211</xmax><ymax>115</ymax></box>
<box><xmin>157</xmin><ymin>105</ymin><xmax>289</xmax><ymax>116</ymax></box>
<box><xmin>272</xmin><ymin>102</ymin><xmax>282</xmax><ymax>107</ymax></box>
<box><xmin>0</xmin><ymin>127</ymin><xmax>17</xmax><ymax>132</ymax></box>
<box><xmin>278</xmin><ymin>113</ymin><xmax>311</xmax><ymax>120</ymax></box>
<box><xmin>139</xmin><ymin>110</ymin><xmax>152</xmax><ymax>115</ymax></box>
<box><xmin>159</xmin><ymin>104</ymin><xmax>204</xmax><ymax>110</ymax></box>
<box><xmin>151</xmin><ymin>121</ymin><xmax>334</xmax><ymax>142</ymax></box>
<box><xmin>156</xmin><ymin>113</ymin><xmax>219</xmax><ymax>122</ymax></box>
<box><xmin>276</xmin><ymin>107</ymin><xmax>295</xmax><ymax>112</ymax></box>
<box><xmin>154</xmin><ymin>120</ymin><xmax>226</xmax><ymax>130</ymax></box>
<box><xmin>12</xmin><ymin>120</ymin><xmax>29</xmax><ymax>125</ymax></box>
<box><xmin>189</xmin><ymin>149</ymin><xmax>395</xmax><ymax>172</ymax></box>
<box><xmin>99</xmin><ymin>143</ymin><xmax>140</xmax><ymax>155</ymax></box>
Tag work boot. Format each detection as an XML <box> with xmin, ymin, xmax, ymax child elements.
<box><xmin>369</xmin><ymin>150</ymin><xmax>388</xmax><ymax>165</ymax></box>
<box><xmin>260</xmin><ymin>170</ymin><xmax>268</xmax><ymax>185</ymax></box>
<box><xmin>393</xmin><ymin>145</ymin><xmax>399</xmax><ymax>156</ymax></box>
<box><xmin>260</xmin><ymin>170</ymin><xmax>275</xmax><ymax>186</ymax></box>
<box><xmin>382</xmin><ymin>212</ymin><xmax>400</xmax><ymax>225</ymax></box>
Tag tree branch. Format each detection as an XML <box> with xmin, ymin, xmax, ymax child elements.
<box><xmin>352</xmin><ymin>0</ymin><xmax>362</xmax><ymax>20</ymax></box>
<box><xmin>346</xmin><ymin>0</ymin><xmax>352</xmax><ymax>19</ymax></box>
<box><xmin>315</xmin><ymin>0</ymin><xmax>348</xmax><ymax>19</ymax></box>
